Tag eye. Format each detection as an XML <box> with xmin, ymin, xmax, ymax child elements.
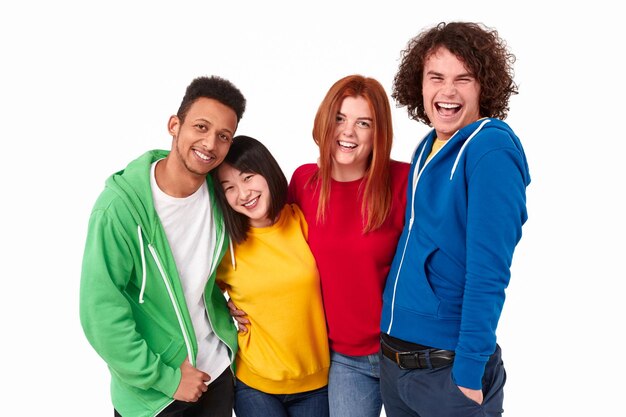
<box><xmin>335</xmin><ymin>114</ymin><xmax>346</xmax><ymax>124</ymax></box>
<box><xmin>223</xmin><ymin>185</ymin><xmax>234</xmax><ymax>193</ymax></box>
<box><xmin>218</xmin><ymin>133</ymin><xmax>232</xmax><ymax>143</ymax></box>
<box><xmin>243</xmin><ymin>174</ymin><xmax>254</xmax><ymax>182</ymax></box>
<box><xmin>356</xmin><ymin>120</ymin><xmax>372</xmax><ymax>129</ymax></box>
<box><xmin>194</xmin><ymin>123</ymin><xmax>208</xmax><ymax>131</ymax></box>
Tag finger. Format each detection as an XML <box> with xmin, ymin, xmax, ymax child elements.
<box><xmin>231</xmin><ymin>309</ymin><xmax>247</xmax><ymax>317</ymax></box>
<box><xmin>227</xmin><ymin>301</ymin><xmax>247</xmax><ymax>316</ymax></box>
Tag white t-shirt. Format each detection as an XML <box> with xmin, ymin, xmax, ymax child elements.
<box><xmin>150</xmin><ymin>161</ymin><xmax>230</xmax><ymax>382</ymax></box>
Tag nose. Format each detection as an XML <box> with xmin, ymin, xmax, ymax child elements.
<box><xmin>342</xmin><ymin>122</ymin><xmax>355</xmax><ymax>137</ymax></box>
<box><xmin>238</xmin><ymin>186</ymin><xmax>251</xmax><ymax>202</ymax></box>
<box><xmin>200</xmin><ymin>130</ymin><xmax>218</xmax><ymax>150</ymax></box>
<box><xmin>441</xmin><ymin>80</ymin><xmax>457</xmax><ymax>96</ymax></box>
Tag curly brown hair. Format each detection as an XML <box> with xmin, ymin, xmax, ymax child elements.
<box><xmin>392</xmin><ymin>21</ymin><xmax>518</xmax><ymax>125</ymax></box>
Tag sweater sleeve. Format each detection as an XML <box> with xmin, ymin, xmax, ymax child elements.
<box><xmin>287</xmin><ymin>173</ymin><xmax>299</xmax><ymax>205</ymax></box>
<box><xmin>288</xmin><ymin>165</ymin><xmax>308</xmax><ymax>205</ymax></box>
<box><xmin>452</xmin><ymin>145</ymin><xmax>528</xmax><ymax>389</ymax></box>
<box><xmin>79</xmin><ymin>208</ymin><xmax>181</xmax><ymax>397</ymax></box>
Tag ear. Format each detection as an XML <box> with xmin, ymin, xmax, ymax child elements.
<box><xmin>167</xmin><ymin>115</ymin><xmax>180</xmax><ymax>137</ymax></box>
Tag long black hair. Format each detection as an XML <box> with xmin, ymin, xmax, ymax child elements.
<box><xmin>211</xmin><ymin>135</ymin><xmax>288</xmax><ymax>244</ymax></box>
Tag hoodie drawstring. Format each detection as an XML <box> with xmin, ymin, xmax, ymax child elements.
<box><xmin>137</xmin><ymin>225</ymin><xmax>147</xmax><ymax>304</ymax></box>
<box><xmin>449</xmin><ymin>118</ymin><xmax>491</xmax><ymax>179</ymax></box>
<box><xmin>136</xmin><ymin>224</ymin><xmax>195</xmax><ymax>366</ymax></box>
<box><xmin>229</xmin><ymin>238</ymin><xmax>236</xmax><ymax>270</ymax></box>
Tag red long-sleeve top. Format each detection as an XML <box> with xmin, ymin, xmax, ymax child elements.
<box><xmin>288</xmin><ymin>161</ymin><xmax>409</xmax><ymax>355</ymax></box>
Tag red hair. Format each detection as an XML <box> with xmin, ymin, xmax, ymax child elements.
<box><xmin>311</xmin><ymin>75</ymin><xmax>394</xmax><ymax>233</ymax></box>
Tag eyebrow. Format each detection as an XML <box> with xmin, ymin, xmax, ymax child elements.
<box><xmin>194</xmin><ymin>118</ymin><xmax>235</xmax><ymax>135</ymax></box>
<box><xmin>426</xmin><ymin>69</ymin><xmax>474</xmax><ymax>79</ymax></box>
<box><xmin>337</xmin><ymin>111</ymin><xmax>373</xmax><ymax>121</ymax></box>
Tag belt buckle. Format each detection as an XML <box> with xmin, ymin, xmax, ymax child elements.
<box><xmin>395</xmin><ymin>351</ymin><xmax>421</xmax><ymax>370</ymax></box>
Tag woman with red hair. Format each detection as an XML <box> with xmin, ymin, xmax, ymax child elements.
<box><xmin>288</xmin><ymin>75</ymin><xmax>409</xmax><ymax>417</ymax></box>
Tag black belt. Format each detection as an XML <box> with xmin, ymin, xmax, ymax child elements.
<box><xmin>380</xmin><ymin>337</ymin><xmax>455</xmax><ymax>370</ymax></box>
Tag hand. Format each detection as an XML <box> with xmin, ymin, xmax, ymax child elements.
<box><xmin>173</xmin><ymin>358</ymin><xmax>211</xmax><ymax>402</ymax></box>
<box><xmin>227</xmin><ymin>299</ymin><xmax>250</xmax><ymax>333</ymax></box>
<box><xmin>457</xmin><ymin>385</ymin><xmax>483</xmax><ymax>405</ymax></box>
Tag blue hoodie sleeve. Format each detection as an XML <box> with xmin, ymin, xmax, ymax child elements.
<box><xmin>452</xmin><ymin>131</ymin><xmax>529</xmax><ymax>389</ymax></box>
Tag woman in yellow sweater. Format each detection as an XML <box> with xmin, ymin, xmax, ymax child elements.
<box><xmin>212</xmin><ymin>135</ymin><xmax>330</xmax><ymax>417</ymax></box>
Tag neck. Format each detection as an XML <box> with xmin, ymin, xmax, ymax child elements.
<box><xmin>155</xmin><ymin>158</ymin><xmax>205</xmax><ymax>198</ymax></box>
<box><xmin>331</xmin><ymin>164</ymin><xmax>366</xmax><ymax>182</ymax></box>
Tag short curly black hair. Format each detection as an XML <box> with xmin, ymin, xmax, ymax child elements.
<box><xmin>392</xmin><ymin>21</ymin><xmax>518</xmax><ymax>125</ymax></box>
<box><xmin>177</xmin><ymin>75</ymin><xmax>246</xmax><ymax>123</ymax></box>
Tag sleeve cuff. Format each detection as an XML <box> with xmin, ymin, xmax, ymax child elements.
<box><xmin>153</xmin><ymin>364</ymin><xmax>181</xmax><ymax>397</ymax></box>
<box><xmin>451</xmin><ymin>355</ymin><xmax>487</xmax><ymax>390</ymax></box>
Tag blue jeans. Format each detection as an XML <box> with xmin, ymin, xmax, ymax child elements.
<box><xmin>234</xmin><ymin>378</ymin><xmax>329</xmax><ymax>417</ymax></box>
<box><xmin>380</xmin><ymin>344</ymin><xmax>506</xmax><ymax>417</ymax></box>
<box><xmin>328</xmin><ymin>351</ymin><xmax>382</xmax><ymax>417</ymax></box>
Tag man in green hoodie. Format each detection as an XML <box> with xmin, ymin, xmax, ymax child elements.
<box><xmin>80</xmin><ymin>75</ymin><xmax>246</xmax><ymax>417</ymax></box>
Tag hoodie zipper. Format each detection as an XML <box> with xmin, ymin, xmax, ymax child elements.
<box><xmin>203</xmin><ymin>231</ymin><xmax>236</xmax><ymax>364</ymax></box>
<box><xmin>386</xmin><ymin>142</ymin><xmax>427</xmax><ymax>333</ymax></box>
<box><xmin>147</xmin><ymin>244</ymin><xmax>195</xmax><ymax>366</ymax></box>
<box><xmin>386</xmin><ymin>120</ymin><xmax>492</xmax><ymax>333</ymax></box>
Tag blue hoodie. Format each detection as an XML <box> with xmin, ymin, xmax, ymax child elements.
<box><xmin>381</xmin><ymin>118</ymin><xmax>530</xmax><ymax>389</ymax></box>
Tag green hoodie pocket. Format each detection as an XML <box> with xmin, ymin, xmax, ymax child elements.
<box><xmin>158</xmin><ymin>339</ymin><xmax>185</xmax><ymax>364</ymax></box>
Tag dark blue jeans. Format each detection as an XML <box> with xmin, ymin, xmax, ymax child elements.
<box><xmin>234</xmin><ymin>378</ymin><xmax>329</xmax><ymax>417</ymax></box>
<box><xmin>380</xmin><ymin>344</ymin><xmax>506</xmax><ymax>417</ymax></box>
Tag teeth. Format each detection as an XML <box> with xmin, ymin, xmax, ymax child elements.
<box><xmin>438</xmin><ymin>103</ymin><xmax>460</xmax><ymax>109</ymax></box>
<box><xmin>243</xmin><ymin>197</ymin><xmax>258</xmax><ymax>207</ymax></box>
<box><xmin>194</xmin><ymin>150</ymin><xmax>210</xmax><ymax>160</ymax></box>
<box><xmin>339</xmin><ymin>141</ymin><xmax>357</xmax><ymax>148</ymax></box>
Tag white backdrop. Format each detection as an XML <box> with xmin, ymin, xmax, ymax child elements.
<box><xmin>1</xmin><ymin>1</ymin><xmax>623</xmax><ymax>416</ymax></box>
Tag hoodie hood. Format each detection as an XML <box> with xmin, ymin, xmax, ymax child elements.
<box><xmin>105</xmin><ymin>150</ymin><xmax>169</xmax><ymax>244</ymax></box>
<box><xmin>447</xmin><ymin>118</ymin><xmax>531</xmax><ymax>186</ymax></box>
<box><xmin>104</xmin><ymin>150</ymin><xmax>172</xmax><ymax>305</ymax></box>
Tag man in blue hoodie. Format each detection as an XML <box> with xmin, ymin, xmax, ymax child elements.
<box><xmin>379</xmin><ymin>22</ymin><xmax>530</xmax><ymax>417</ymax></box>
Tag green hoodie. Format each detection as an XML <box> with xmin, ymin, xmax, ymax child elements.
<box><xmin>80</xmin><ymin>150</ymin><xmax>238</xmax><ymax>417</ymax></box>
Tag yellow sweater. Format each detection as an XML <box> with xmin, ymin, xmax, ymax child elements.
<box><xmin>217</xmin><ymin>204</ymin><xmax>330</xmax><ymax>394</ymax></box>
